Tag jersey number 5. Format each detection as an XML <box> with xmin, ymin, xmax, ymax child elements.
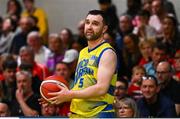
<box><xmin>79</xmin><ymin>78</ymin><xmax>84</xmax><ymax>88</ymax></box>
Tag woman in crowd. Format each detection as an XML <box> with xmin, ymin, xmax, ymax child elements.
<box><xmin>114</xmin><ymin>97</ymin><xmax>139</xmax><ymax>117</ymax></box>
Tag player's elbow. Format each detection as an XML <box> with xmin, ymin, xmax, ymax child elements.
<box><xmin>96</xmin><ymin>86</ymin><xmax>108</xmax><ymax>96</ymax></box>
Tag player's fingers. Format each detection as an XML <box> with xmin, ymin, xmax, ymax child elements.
<box><xmin>57</xmin><ymin>84</ymin><xmax>66</xmax><ymax>90</ymax></box>
<box><xmin>50</xmin><ymin>99</ymin><xmax>62</xmax><ymax>105</ymax></box>
<box><xmin>38</xmin><ymin>98</ymin><xmax>45</xmax><ymax>104</ymax></box>
<box><xmin>47</xmin><ymin>96</ymin><xmax>58</xmax><ymax>102</ymax></box>
<box><xmin>48</xmin><ymin>91</ymin><xmax>60</xmax><ymax>95</ymax></box>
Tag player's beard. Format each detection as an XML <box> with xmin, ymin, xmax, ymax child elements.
<box><xmin>85</xmin><ymin>30</ymin><xmax>102</xmax><ymax>41</ymax></box>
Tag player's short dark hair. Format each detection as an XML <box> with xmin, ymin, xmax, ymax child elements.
<box><xmin>87</xmin><ymin>9</ymin><xmax>108</xmax><ymax>25</ymax></box>
<box><xmin>98</xmin><ymin>0</ymin><xmax>111</xmax><ymax>4</ymax></box>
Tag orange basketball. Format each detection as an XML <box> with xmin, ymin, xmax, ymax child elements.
<box><xmin>40</xmin><ymin>75</ymin><xmax>69</xmax><ymax>103</ymax></box>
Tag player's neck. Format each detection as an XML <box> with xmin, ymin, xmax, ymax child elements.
<box><xmin>88</xmin><ymin>37</ymin><xmax>105</xmax><ymax>49</ymax></box>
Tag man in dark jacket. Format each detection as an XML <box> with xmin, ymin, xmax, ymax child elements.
<box><xmin>137</xmin><ymin>75</ymin><xmax>177</xmax><ymax>117</ymax></box>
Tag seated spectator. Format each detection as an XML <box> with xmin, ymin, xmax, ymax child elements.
<box><xmin>138</xmin><ymin>40</ymin><xmax>154</xmax><ymax>66</ymax></box>
<box><xmin>156</xmin><ymin>61</ymin><xmax>180</xmax><ymax>116</ymax></box>
<box><xmin>144</xmin><ymin>43</ymin><xmax>167</xmax><ymax>77</ymax></box>
<box><xmin>41</xmin><ymin>103</ymin><xmax>59</xmax><ymax>116</ymax></box>
<box><xmin>19</xmin><ymin>62</ymin><xmax>42</xmax><ymax>95</ymax></box>
<box><xmin>114</xmin><ymin>97</ymin><xmax>139</xmax><ymax>117</ymax></box>
<box><xmin>103</xmin><ymin>31</ymin><xmax>116</xmax><ymax>49</ymax></box>
<box><xmin>122</xmin><ymin>33</ymin><xmax>141</xmax><ymax>78</ymax></box>
<box><xmin>137</xmin><ymin>75</ymin><xmax>177</xmax><ymax>117</ymax></box>
<box><xmin>0</xmin><ymin>53</ymin><xmax>15</xmax><ymax>80</ymax></box>
<box><xmin>114</xmin><ymin>78</ymin><xmax>129</xmax><ymax>100</ymax></box>
<box><xmin>22</xmin><ymin>0</ymin><xmax>49</xmax><ymax>45</ymax></box>
<box><xmin>6</xmin><ymin>0</ymin><xmax>22</xmax><ymax>23</ymax></box>
<box><xmin>10</xmin><ymin>16</ymin><xmax>34</xmax><ymax>56</ymax></box>
<box><xmin>116</xmin><ymin>15</ymin><xmax>134</xmax><ymax>78</ymax></box>
<box><xmin>47</xmin><ymin>34</ymin><xmax>65</xmax><ymax>73</ymax></box>
<box><xmin>128</xmin><ymin>65</ymin><xmax>145</xmax><ymax>100</ymax></box>
<box><xmin>62</xmin><ymin>49</ymin><xmax>79</xmax><ymax>80</ymax></box>
<box><xmin>158</xmin><ymin>0</ymin><xmax>178</xmax><ymax>21</ymax></box>
<box><xmin>27</xmin><ymin>31</ymin><xmax>51</xmax><ymax>65</ymax></box>
<box><xmin>149</xmin><ymin>0</ymin><xmax>167</xmax><ymax>35</ymax></box>
<box><xmin>0</xmin><ymin>17</ymin><xmax>16</xmax><ymax>54</ymax></box>
<box><xmin>0</xmin><ymin>55</ymin><xmax>17</xmax><ymax>102</ymax></box>
<box><xmin>133</xmin><ymin>10</ymin><xmax>157</xmax><ymax>41</ymax></box>
<box><xmin>0</xmin><ymin>100</ymin><xmax>11</xmax><ymax>117</ymax></box>
<box><xmin>70</xmin><ymin>39</ymin><xmax>85</xmax><ymax>53</ymax></box>
<box><xmin>75</xmin><ymin>19</ymin><xmax>87</xmax><ymax>49</ymax></box>
<box><xmin>116</xmin><ymin>14</ymin><xmax>133</xmax><ymax>50</ymax></box>
<box><xmin>157</xmin><ymin>14</ymin><xmax>180</xmax><ymax>57</ymax></box>
<box><xmin>141</xmin><ymin>0</ymin><xmax>152</xmax><ymax>14</ymax></box>
<box><xmin>10</xmin><ymin>70</ymin><xmax>41</xmax><ymax>116</ymax></box>
<box><xmin>18</xmin><ymin>46</ymin><xmax>50</xmax><ymax>80</ymax></box>
<box><xmin>54</xmin><ymin>62</ymin><xmax>71</xmax><ymax>89</ymax></box>
<box><xmin>53</xmin><ymin>62</ymin><xmax>71</xmax><ymax>117</ymax></box>
<box><xmin>59</xmin><ymin>28</ymin><xmax>73</xmax><ymax>51</ymax></box>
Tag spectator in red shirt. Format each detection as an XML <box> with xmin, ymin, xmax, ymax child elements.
<box><xmin>18</xmin><ymin>46</ymin><xmax>50</xmax><ymax>80</ymax></box>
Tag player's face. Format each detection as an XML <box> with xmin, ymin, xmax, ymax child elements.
<box><xmin>84</xmin><ymin>14</ymin><xmax>107</xmax><ymax>41</ymax></box>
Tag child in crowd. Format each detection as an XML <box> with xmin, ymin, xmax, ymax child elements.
<box><xmin>128</xmin><ymin>65</ymin><xmax>145</xmax><ymax>100</ymax></box>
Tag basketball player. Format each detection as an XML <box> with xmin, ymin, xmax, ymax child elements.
<box><xmin>48</xmin><ymin>10</ymin><xmax>117</xmax><ymax>118</ymax></box>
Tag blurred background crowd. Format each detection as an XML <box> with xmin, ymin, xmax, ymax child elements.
<box><xmin>0</xmin><ymin>0</ymin><xmax>179</xmax><ymax>118</ymax></box>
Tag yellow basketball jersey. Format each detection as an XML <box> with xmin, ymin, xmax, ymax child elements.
<box><xmin>70</xmin><ymin>42</ymin><xmax>117</xmax><ymax>117</ymax></box>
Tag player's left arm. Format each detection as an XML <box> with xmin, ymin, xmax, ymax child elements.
<box><xmin>85</xmin><ymin>49</ymin><xmax>117</xmax><ymax>97</ymax></box>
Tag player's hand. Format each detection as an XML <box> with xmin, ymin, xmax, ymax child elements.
<box><xmin>38</xmin><ymin>98</ymin><xmax>49</xmax><ymax>105</ymax></box>
<box><xmin>47</xmin><ymin>85</ymin><xmax>71</xmax><ymax>105</ymax></box>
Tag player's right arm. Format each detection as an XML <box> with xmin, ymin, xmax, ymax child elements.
<box><xmin>48</xmin><ymin>49</ymin><xmax>117</xmax><ymax>105</ymax></box>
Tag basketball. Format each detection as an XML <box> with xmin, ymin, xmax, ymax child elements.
<box><xmin>40</xmin><ymin>75</ymin><xmax>69</xmax><ymax>103</ymax></box>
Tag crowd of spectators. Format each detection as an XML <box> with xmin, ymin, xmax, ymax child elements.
<box><xmin>0</xmin><ymin>0</ymin><xmax>180</xmax><ymax>117</ymax></box>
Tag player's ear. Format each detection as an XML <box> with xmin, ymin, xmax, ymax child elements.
<box><xmin>103</xmin><ymin>25</ymin><xmax>108</xmax><ymax>34</ymax></box>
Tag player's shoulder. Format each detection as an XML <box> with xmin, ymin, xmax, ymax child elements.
<box><xmin>102</xmin><ymin>48</ymin><xmax>117</xmax><ymax>58</ymax></box>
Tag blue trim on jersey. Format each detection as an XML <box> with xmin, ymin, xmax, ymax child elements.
<box><xmin>88</xmin><ymin>41</ymin><xmax>107</xmax><ymax>52</ymax></box>
<box><xmin>102</xmin><ymin>104</ymin><xmax>113</xmax><ymax>111</ymax></box>
<box><xmin>97</xmin><ymin>47</ymin><xmax>118</xmax><ymax>75</ymax></box>
<box><xmin>107</xmin><ymin>85</ymin><xmax>115</xmax><ymax>96</ymax></box>
<box><xmin>93</xmin><ymin>103</ymin><xmax>113</xmax><ymax>111</ymax></box>
<box><xmin>97</xmin><ymin>47</ymin><xmax>113</xmax><ymax>66</ymax></box>
<box><xmin>92</xmin><ymin>101</ymin><xmax>107</xmax><ymax>109</ymax></box>
<box><xmin>96</xmin><ymin>111</ymin><xmax>115</xmax><ymax>118</ymax></box>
